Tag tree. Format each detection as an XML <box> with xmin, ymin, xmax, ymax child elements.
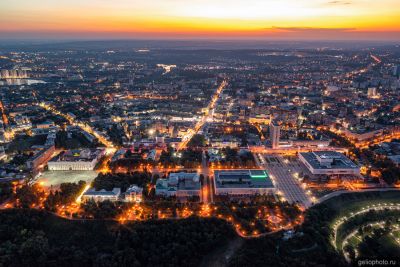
<box><xmin>14</xmin><ymin>184</ymin><xmax>44</xmax><ymax>208</ymax></box>
<box><xmin>19</xmin><ymin>232</ymin><xmax>49</xmax><ymax>266</ymax></box>
<box><xmin>187</xmin><ymin>134</ymin><xmax>206</xmax><ymax>148</ymax></box>
<box><xmin>44</xmin><ymin>181</ymin><xmax>86</xmax><ymax>211</ymax></box>
<box><xmin>381</xmin><ymin>168</ymin><xmax>399</xmax><ymax>185</ymax></box>
<box><xmin>0</xmin><ymin>182</ymin><xmax>13</xmax><ymax>202</ymax></box>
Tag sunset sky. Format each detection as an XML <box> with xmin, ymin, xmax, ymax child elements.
<box><xmin>1</xmin><ymin>0</ymin><xmax>399</xmax><ymax>40</ymax></box>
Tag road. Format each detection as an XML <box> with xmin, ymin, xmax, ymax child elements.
<box><xmin>178</xmin><ymin>80</ymin><xmax>227</xmax><ymax>150</ymax></box>
<box><xmin>250</xmin><ymin>145</ymin><xmax>348</xmax><ymax>154</ymax></box>
<box><xmin>201</xmin><ymin>151</ymin><xmax>214</xmax><ymax>203</ymax></box>
<box><xmin>370</xmin><ymin>54</ymin><xmax>382</xmax><ymax>64</ymax></box>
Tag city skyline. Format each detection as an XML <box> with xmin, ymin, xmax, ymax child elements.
<box><xmin>1</xmin><ymin>0</ymin><xmax>400</xmax><ymax>40</ymax></box>
<box><xmin>1</xmin><ymin>1</ymin><xmax>400</xmax><ymax>266</ymax></box>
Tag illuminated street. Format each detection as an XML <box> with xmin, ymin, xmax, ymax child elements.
<box><xmin>178</xmin><ymin>80</ymin><xmax>227</xmax><ymax>150</ymax></box>
<box><xmin>38</xmin><ymin>102</ymin><xmax>115</xmax><ymax>148</ymax></box>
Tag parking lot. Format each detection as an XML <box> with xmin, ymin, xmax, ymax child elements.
<box><xmin>258</xmin><ymin>154</ymin><xmax>313</xmax><ymax>208</ymax></box>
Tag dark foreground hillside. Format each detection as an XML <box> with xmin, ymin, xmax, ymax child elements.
<box><xmin>0</xmin><ymin>209</ymin><xmax>234</xmax><ymax>267</ymax></box>
<box><xmin>229</xmin><ymin>191</ymin><xmax>400</xmax><ymax>267</ymax></box>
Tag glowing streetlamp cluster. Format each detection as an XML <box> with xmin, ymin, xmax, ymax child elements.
<box><xmin>116</xmin><ymin>201</ymin><xmax>303</xmax><ymax>238</ymax></box>
<box><xmin>332</xmin><ymin>203</ymin><xmax>400</xmax><ymax>251</ymax></box>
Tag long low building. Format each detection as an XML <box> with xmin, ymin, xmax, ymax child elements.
<box><xmin>26</xmin><ymin>145</ymin><xmax>55</xmax><ymax>172</ymax></box>
<box><xmin>47</xmin><ymin>148</ymin><xmax>105</xmax><ymax>171</ymax></box>
<box><xmin>213</xmin><ymin>169</ymin><xmax>275</xmax><ymax>196</ymax></box>
<box><xmin>82</xmin><ymin>188</ymin><xmax>121</xmax><ymax>202</ymax></box>
<box><xmin>341</xmin><ymin>128</ymin><xmax>383</xmax><ymax>142</ymax></box>
<box><xmin>299</xmin><ymin>151</ymin><xmax>360</xmax><ymax>176</ymax></box>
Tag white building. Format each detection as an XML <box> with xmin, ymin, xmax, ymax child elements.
<box><xmin>209</xmin><ymin>137</ymin><xmax>241</xmax><ymax>148</ymax></box>
<box><xmin>155</xmin><ymin>172</ymin><xmax>201</xmax><ymax>197</ymax></box>
<box><xmin>214</xmin><ymin>169</ymin><xmax>275</xmax><ymax>196</ymax></box>
<box><xmin>291</xmin><ymin>139</ymin><xmax>330</xmax><ymax>148</ymax></box>
<box><xmin>26</xmin><ymin>145</ymin><xmax>55</xmax><ymax>172</ymax></box>
<box><xmin>270</xmin><ymin>122</ymin><xmax>280</xmax><ymax>149</ymax></box>
<box><xmin>125</xmin><ymin>185</ymin><xmax>143</xmax><ymax>202</ymax></box>
<box><xmin>47</xmin><ymin>148</ymin><xmax>105</xmax><ymax>171</ymax></box>
<box><xmin>36</xmin><ymin>120</ymin><xmax>55</xmax><ymax>129</ymax></box>
<box><xmin>367</xmin><ymin>87</ymin><xmax>377</xmax><ymax>98</ymax></box>
<box><xmin>82</xmin><ymin>188</ymin><xmax>121</xmax><ymax>202</ymax></box>
<box><xmin>0</xmin><ymin>146</ymin><xmax>6</xmax><ymax>160</ymax></box>
<box><xmin>341</xmin><ymin>128</ymin><xmax>383</xmax><ymax>142</ymax></box>
<box><xmin>299</xmin><ymin>151</ymin><xmax>360</xmax><ymax>176</ymax></box>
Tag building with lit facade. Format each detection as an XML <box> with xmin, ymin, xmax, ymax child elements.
<box><xmin>270</xmin><ymin>122</ymin><xmax>280</xmax><ymax>149</ymax></box>
<box><xmin>82</xmin><ymin>188</ymin><xmax>121</xmax><ymax>202</ymax></box>
<box><xmin>0</xmin><ymin>146</ymin><xmax>6</xmax><ymax>161</ymax></box>
<box><xmin>213</xmin><ymin>169</ymin><xmax>275</xmax><ymax>196</ymax></box>
<box><xmin>125</xmin><ymin>185</ymin><xmax>143</xmax><ymax>202</ymax></box>
<box><xmin>341</xmin><ymin>128</ymin><xmax>383</xmax><ymax>142</ymax></box>
<box><xmin>47</xmin><ymin>148</ymin><xmax>105</xmax><ymax>171</ymax></box>
<box><xmin>299</xmin><ymin>151</ymin><xmax>360</xmax><ymax>176</ymax></box>
<box><xmin>26</xmin><ymin>145</ymin><xmax>55</xmax><ymax>172</ymax></box>
<box><xmin>0</xmin><ymin>69</ymin><xmax>28</xmax><ymax>79</ymax></box>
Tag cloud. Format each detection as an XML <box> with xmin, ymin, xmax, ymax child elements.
<box><xmin>327</xmin><ymin>1</ymin><xmax>352</xmax><ymax>5</ymax></box>
<box><xmin>271</xmin><ymin>27</ymin><xmax>356</xmax><ymax>32</ymax></box>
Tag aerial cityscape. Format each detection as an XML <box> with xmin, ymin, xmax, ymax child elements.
<box><xmin>0</xmin><ymin>1</ymin><xmax>400</xmax><ymax>267</ymax></box>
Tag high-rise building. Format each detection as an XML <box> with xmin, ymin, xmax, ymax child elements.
<box><xmin>270</xmin><ymin>121</ymin><xmax>280</xmax><ymax>149</ymax></box>
<box><xmin>393</xmin><ymin>65</ymin><xmax>400</xmax><ymax>77</ymax></box>
<box><xmin>0</xmin><ymin>69</ymin><xmax>28</xmax><ymax>79</ymax></box>
<box><xmin>367</xmin><ymin>87</ymin><xmax>377</xmax><ymax>98</ymax></box>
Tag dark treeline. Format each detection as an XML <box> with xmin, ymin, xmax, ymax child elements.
<box><xmin>0</xmin><ymin>182</ymin><xmax>13</xmax><ymax>203</ymax></box>
<box><xmin>44</xmin><ymin>181</ymin><xmax>86</xmax><ymax>212</ymax></box>
<box><xmin>92</xmin><ymin>172</ymin><xmax>151</xmax><ymax>192</ymax></box>
<box><xmin>0</xmin><ymin>209</ymin><xmax>234</xmax><ymax>267</ymax></box>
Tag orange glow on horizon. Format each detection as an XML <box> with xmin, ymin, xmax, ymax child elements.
<box><xmin>0</xmin><ymin>0</ymin><xmax>399</xmax><ymax>39</ymax></box>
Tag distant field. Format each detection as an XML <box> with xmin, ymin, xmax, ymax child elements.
<box><xmin>37</xmin><ymin>170</ymin><xmax>97</xmax><ymax>187</ymax></box>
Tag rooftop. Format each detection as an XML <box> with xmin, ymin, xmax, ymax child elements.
<box><xmin>83</xmin><ymin>188</ymin><xmax>121</xmax><ymax>197</ymax></box>
<box><xmin>49</xmin><ymin>148</ymin><xmax>104</xmax><ymax>162</ymax></box>
<box><xmin>214</xmin><ymin>169</ymin><xmax>274</xmax><ymax>189</ymax></box>
<box><xmin>156</xmin><ymin>172</ymin><xmax>201</xmax><ymax>192</ymax></box>
<box><xmin>300</xmin><ymin>151</ymin><xmax>358</xmax><ymax>170</ymax></box>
